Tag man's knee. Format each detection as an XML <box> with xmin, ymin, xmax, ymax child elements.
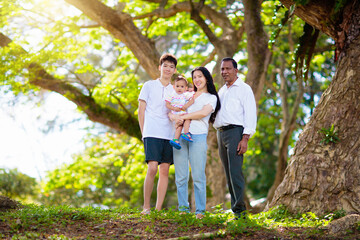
<box><xmin>158</xmin><ymin>163</ymin><xmax>170</xmax><ymax>177</ymax></box>
<box><xmin>147</xmin><ymin>161</ymin><xmax>159</xmax><ymax>177</ymax></box>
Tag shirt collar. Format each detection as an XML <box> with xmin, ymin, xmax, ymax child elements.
<box><xmin>157</xmin><ymin>78</ymin><xmax>172</xmax><ymax>88</ymax></box>
<box><xmin>225</xmin><ymin>77</ymin><xmax>242</xmax><ymax>88</ymax></box>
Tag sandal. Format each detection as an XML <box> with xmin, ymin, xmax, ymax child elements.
<box><xmin>141</xmin><ymin>209</ymin><xmax>151</xmax><ymax>215</ymax></box>
<box><xmin>169</xmin><ymin>139</ymin><xmax>181</xmax><ymax>150</ymax></box>
<box><xmin>181</xmin><ymin>133</ymin><xmax>193</xmax><ymax>142</ymax></box>
<box><xmin>196</xmin><ymin>213</ymin><xmax>204</xmax><ymax>219</ymax></box>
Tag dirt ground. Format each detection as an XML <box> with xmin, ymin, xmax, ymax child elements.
<box><xmin>0</xmin><ymin>197</ymin><xmax>358</xmax><ymax>239</ymax></box>
<box><xmin>1</xmin><ymin>213</ymin><xmax>359</xmax><ymax>239</ymax></box>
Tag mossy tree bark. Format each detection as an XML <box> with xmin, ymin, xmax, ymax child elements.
<box><xmin>268</xmin><ymin>0</ymin><xmax>360</xmax><ymax>214</ymax></box>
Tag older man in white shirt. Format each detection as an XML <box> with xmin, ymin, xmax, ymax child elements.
<box><xmin>213</xmin><ymin>57</ymin><xmax>257</xmax><ymax>219</ymax></box>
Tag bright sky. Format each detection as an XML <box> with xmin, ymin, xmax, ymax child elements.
<box><xmin>0</xmin><ymin>1</ymin><xmax>109</xmax><ymax>181</ymax></box>
<box><xmin>0</xmin><ymin>93</ymin><xmax>91</xmax><ymax>180</ymax></box>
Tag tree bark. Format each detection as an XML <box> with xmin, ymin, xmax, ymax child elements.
<box><xmin>268</xmin><ymin>1</ymin><xmax>360</xmax><ymax>214</ymax></box>
<box><xmin>279</xmin><ymin>0</ymin><xmax>338</xmax><ymax>39</ymax></box>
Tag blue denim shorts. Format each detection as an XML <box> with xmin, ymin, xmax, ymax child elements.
<box><xmin>143</xmin><ymin>137</ymin><xmax>173</xmax><ymax>164</ymax></box>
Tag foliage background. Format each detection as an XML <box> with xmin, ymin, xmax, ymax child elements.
<box><xmin>0</xmin><ymin>0</ymin><xmax>335</xmax><ymax>209</ymax></box>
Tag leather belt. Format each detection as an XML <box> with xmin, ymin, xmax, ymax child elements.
<box><xmin>218</xmin><ymin>124</ymin><xmax>243</xmax><ymax>132</ymax></box>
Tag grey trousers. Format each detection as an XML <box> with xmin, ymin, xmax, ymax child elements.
<box><xmin>217</xmin><ymin>126</ymin><xmax>246</xmax><ymax>215</ymax></box>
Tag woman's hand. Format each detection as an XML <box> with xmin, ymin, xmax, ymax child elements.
<box><xmin>176</xmin><ymin>115</ymin><xmax>184</xmax><ymax>125</ymax></box>
<box><xmin>179</xmin><ymin>113</ymin><xmax>188</xmax><ymax>121</ymax></box>
<box><xmin>169</xmin><ymin>112</ymin><xmax>184</xmax><ymax>125</ymax></box>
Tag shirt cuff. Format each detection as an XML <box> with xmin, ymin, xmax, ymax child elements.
<box><xmin>243</xmin><ymin>129</ymin><xmax>255</xmax><ymax>137</ymax></box>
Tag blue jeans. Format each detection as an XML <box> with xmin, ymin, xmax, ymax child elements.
<box><xmin>173</xmin><ymin>134</ymin><xmax>207</xmax><ymax>214</ymax></box>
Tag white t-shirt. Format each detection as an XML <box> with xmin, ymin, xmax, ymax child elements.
<box><xmin>138</xmin><ymin>79</ymin><xmax>175</xmax><ymax>140</ymax></box>
<box><xmin>188</xmin><ymin>92</ymin><xmax>217</xmax><ymax>135</ymax></box>
<box><xmin>213</xmin><ymin>78</ymin><xmax>257</xmax><ymax>136</ymax></box>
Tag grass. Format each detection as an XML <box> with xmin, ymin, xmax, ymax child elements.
<box><xmin>0</xmin><ymin>204</ymin><xmax>358</xmax><ymax>239</ymax></box>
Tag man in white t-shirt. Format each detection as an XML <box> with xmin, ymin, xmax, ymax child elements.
<box><xmin>138</xmin><ymin>53</ymin><xmax>177</xmax><ymax>214</ymax></box>
<box><xmin>214</xmin><ymin>57</ymin><xmax>257</xmax><ymax>219</ymax></box>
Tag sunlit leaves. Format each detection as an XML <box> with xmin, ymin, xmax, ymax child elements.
<box><xmin>0</xmin><ymin>168</ymin><xmax>37</xmax><ymax>200</ymax></box>
<box><xmin>0</xmin><ymin>42</ymin><xmax>38</xmax><ymax>95</ymax></box>
<box><xmin>42</xmin><ymin>133</ymin><xmax>146</xmax><ymax>207</ymax></box>
<box><xmin>312</xmin><ymin>54</ymin><xmax>326</xmax><ymax>68</ymax></box>
<box><xmin>0</xmin><ymin>0</ymin><xmax>22</xmax><ymax>29</ymax></box>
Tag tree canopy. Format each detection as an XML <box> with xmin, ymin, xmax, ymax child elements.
<box><xmin>2</xmin><ymin>0</ymin><xmax>358</xmax><ymax>215</ymax></box>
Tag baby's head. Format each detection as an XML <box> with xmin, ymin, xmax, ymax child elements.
<box><xmin>174</xmin><ymin>75</ymin><xmax>188</xmax><ymax>94</ymax></box>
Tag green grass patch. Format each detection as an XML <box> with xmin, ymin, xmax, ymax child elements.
<box><xmin>0</xmin><ymin>203</ymin><xmax>356</xmax><ymax>239</ymax></box>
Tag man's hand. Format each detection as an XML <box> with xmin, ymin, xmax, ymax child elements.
<box><xmin>237</xmin><ymin>134</ymin><xmax>250</xmax><ymax>155</ymax></box>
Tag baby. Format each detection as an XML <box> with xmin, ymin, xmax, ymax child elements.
<box><xmin>165</xmin><ymin>75</ymin><xmax>194</xmax><ymax>149</ymax></box>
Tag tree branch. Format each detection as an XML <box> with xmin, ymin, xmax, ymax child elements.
<box><xmin>64</xmin><ymin>0</ymin><xmax>160</xmax><ymax>79</ymax></box>
<box><xmin>278</xmin><ymin>57</ymin><xmax>289</xmax><ymax>125</ymax></box>
<box><xmin>243</xmin><ymin>0</ymin><xmax>270</xmax><ymax>103</ymax></box>
<box><xmin>134</xmin><ymin>1</ymin><xmax>234</xmax><ymax>33</ymax></box>
<box><xmin>279</xmin><ymin>0</ymin><xmax>338</xmax><ymax>39</ymax></box>
<box><xmin>189</xmin><ymin>0</ymin><xmax>221</xmax><ymax>48</ymax></box>
<box><xmin>110</xmin><ymin>89</ymin><xmax>133</xmax><ymax>120</ymax></box>
<box><xmin>265</xmin><ymin>72</ymin><xmax>280</xmax><ymax>94</ymax></box>
<box><xmin>0</xmin><ymin>32</ymin><xmax>141</xmax><ymax>140</ymax></box>
<box><xmin>201</xmin><ymin>48</ymin><xmax>216</xmax><ymax>67</ymax></box>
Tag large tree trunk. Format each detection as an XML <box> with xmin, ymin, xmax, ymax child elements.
<box><xmin>243</xmin><ymin>0</ymin><xmax>271</xmax><ymax>103</ymax></box>
<box><xmin>265</xmin><ymin>57</ymin><xmax>304</xmax><ymax>205</ymax></box>
<box><xmin>267</xmin><ymin>6</ymin><xmax>360</xmax><ymax>213</ymax></box>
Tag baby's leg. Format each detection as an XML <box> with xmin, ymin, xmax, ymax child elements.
<box><xmin>183</xmin><ymin>119</ymin><xmax>191</xmax><ymax>133</ymax></box>
<box><xmin>174</xmin><ymin>123</ymin><xmax>183</xmax><ymax>140</ymax></box>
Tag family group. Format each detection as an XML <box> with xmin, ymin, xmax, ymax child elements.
<box><xmin>138</xmin><ymin>53</ymin><xmax>257</xmax><ymax>219</ymax></box>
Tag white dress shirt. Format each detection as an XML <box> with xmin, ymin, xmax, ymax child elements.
<box><xmin>213</xmin><ymin>78</ymin><xmax>257</xmax><ymax>137</ymax></box>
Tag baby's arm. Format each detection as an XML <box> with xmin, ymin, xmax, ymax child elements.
<box><xmin>166</xmin><ymin>101</ymin><xmax>182</xmax><ymax>112</ymax></box>
<box><xmin>181</xmin><ymin>97</ymin><xmax>194</xmax><ymax>111</ymax></box>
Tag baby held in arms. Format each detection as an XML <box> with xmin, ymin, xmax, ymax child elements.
<box><xmin>165</xmin><ymin>75</ymin><xmax>194</xmax><ymax>150</ymax></box>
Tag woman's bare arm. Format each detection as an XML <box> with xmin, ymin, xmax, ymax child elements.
<box><xmin>181</xmin><ymin>104</ymin><xmax>213</xmax><ymax>120</ymax></box>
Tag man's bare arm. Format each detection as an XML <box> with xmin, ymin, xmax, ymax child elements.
<box><xmin>138</xmin><ymin>100</ymin><xmax>146</xmax><ymax>134</ymax></box>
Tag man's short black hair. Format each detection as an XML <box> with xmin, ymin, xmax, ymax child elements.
<box><xmin>159</xmin><ymin>53</ymin><xmax>177</xmax><ymax>67</ymax></box>
<box><xmin>221</xmin><ymin>57</ymin><xmax>237</xmax><ymax>69</ymax></box>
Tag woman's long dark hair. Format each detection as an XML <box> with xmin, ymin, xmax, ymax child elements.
<box><xmin>191</xmin><ymin>67</ymin><xmax>221</xmax><ymax>124</ymax></box>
